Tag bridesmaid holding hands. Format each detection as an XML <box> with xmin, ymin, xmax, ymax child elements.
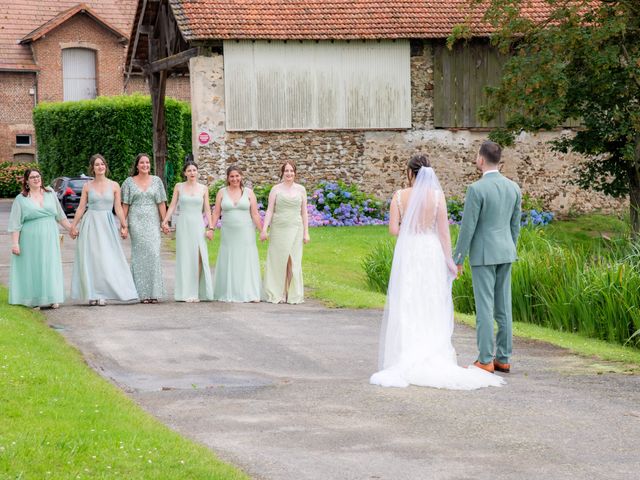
<box><xmin>8</xmin><ymin>168</ymin><xmax>73</xmax><ymax>309</ymax></box>
<box><xmin>70</xmin><ymin>154</ymin><xmax>138</xmax><ymax>306</ymax></box>
<box><xmin>121</xmin><ymin>154</ymin><xmax>168</xmax><ymax>303</ymax></box>
<box><xmin>210</xmin><ymin>165</ymin><xmax>262</xmax><ymax>302</ymax></box>
<box><xmin>260</xmin><ymin>161</ymin><xmax>310</xmax><ymax>304</ymax></box>
<box><xmin>162</xmin><ymin>161</ymin><xmax>214</xmax><ymax>302</ymax></box>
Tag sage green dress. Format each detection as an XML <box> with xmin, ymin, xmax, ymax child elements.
<box><xmin>174</xmin><ymin>184</ymin><xmax>214</xmax><ymax>301</ymax></box>
<box><xmin>8</xmin><ymin>191</ymin><xmax>65</xmax><ymax>307</ymax></box>
<box><xmin>212</xmin><ymin>188</ymin><xmax>261</xmax><ymax>302</ymax></box>
<box><xmin>121</xmin><ymin>176</ymin><xmax>167</xmax><ymax>300</ymax></box>
<box><xmin>263</xmin><ymin>192</ymin><xmax>304</xmax><ymax>304</ymax></box>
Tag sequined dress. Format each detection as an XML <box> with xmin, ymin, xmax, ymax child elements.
<box><xmin>121</xmin><ymin>176</ymin><xmax>167</xmax><ymax>300</ymax></box>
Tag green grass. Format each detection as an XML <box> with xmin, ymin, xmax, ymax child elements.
<box><xmin>0</xmin><ymin>288</ymin><xmax>248</xmax><ymax>480</ymax></box>
<box><xmin>545</xmin><ymin>212</ymin><xmax>630</xmax><ymax>247</ymax></box>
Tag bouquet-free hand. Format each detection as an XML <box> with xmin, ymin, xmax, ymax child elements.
<box><xmin>161</xmin><ymin>222</ymin><xmax>170</xmax><ymax>235</ymax></box>
<box><xmin>11</xmin><ymin>244</ymin><xmax>20</xmax><ymax>256</ymax></box>
<box><xmin>259</xmin><ymin>231</ymin><xmax>268</xmax><ymax>242</ymax></box>
<box><xmin>303</xmin><ymin>233</ymin><xmax>310</xmax><ymax>244</ymax></box>
<box><xmin>70</xmin><ymin>227</ymin><xmax>79</xmax><ymax>239</ymax></box>
<box><xmin>120</xmin><ymin>225</ymin><xmax>128</xmax><ymax>240</ymax></box>
<box><xmin>206</xmin><ymin>229</ymin><xmax>214</xmax><ymax>241</ymax></box>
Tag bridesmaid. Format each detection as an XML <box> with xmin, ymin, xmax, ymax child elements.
<box><xmin>210</xmin><ymin>165</ymin><xmax>262</xmax><ymax>302</ymax></box>
<box><xmin>260</xmin><ymin>160</ymin><xmax>310</xmax><ymax>304</ymax></box>
<box><xmin>69</xmin><ymin>154</ymin><xmax>138</xmax><ymax>306</ymax></box>
<box><xmin>8</xmin><ymin>168</ymin><xmax>73</xmax><ymax>309</ymax></box>
<box><xmin>121</xmin><ymin>153</ymin><xmax>168</xmax><ymax>303</ymax></box>
<box><xmin>162</xmin><ymin>161</ymin><xmax>214</xmax><ymax>302</ymax></box>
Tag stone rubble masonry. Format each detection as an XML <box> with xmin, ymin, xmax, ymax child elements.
<box><xmin>192</xmin><ymin>42</ymin><xmax>625</xmax><ymax>214</ymax></box>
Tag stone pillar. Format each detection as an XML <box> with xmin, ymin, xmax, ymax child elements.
<box><xmin>189</xmin><ymin>54</ymin><xmax>225</xmax><ymax>179</ymax></box>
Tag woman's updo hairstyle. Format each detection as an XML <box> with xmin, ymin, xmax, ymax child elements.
<box><xmin>183</xmin><ymin>160</ymin><xmax>198</xmax><ymax>175</ymax></box>
<box><xmin>407</xmin><ymin>153</ymin><xmax>431</xmax><ymax>184</ymax></box>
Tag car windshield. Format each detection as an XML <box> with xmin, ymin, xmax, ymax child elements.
<box><xmin>69</xmin><ymin>180</ymin><xmax>89</xmax><ymax>189</ymax></box>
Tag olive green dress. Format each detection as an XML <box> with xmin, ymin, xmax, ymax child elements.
<box><xmin>263</xmin><ymin>192</ymin><xmax>304</xmax><ymax>304</ymax></box>
<box><xmin>212</xmin><ymin>188</ymin><xmax>261</xmax><ymax>302</ymax></box>
<box><xmin>8</xmin><ymin>191</ymin><xmax>66</xmax><ymax>307</ymax></box>
<box><xmin>121</xmin><ymin>176</ymin><xmax>167</xmax><ymax>300</ymax></box>
<box><xmin>174</xmin><ymin>184</ymin><xmax>214</xmax><ymax>301</ymax></box>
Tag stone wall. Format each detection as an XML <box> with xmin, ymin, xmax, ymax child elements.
<box><xmin>191</xmin><ymin>42</ymin><xmax>626</xmax><ymax>214</ymax></box>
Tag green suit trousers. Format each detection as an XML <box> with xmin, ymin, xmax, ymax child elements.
<box><xmin>471</xmin><ymin>263</ymin><xmax>513</xmax><ymax>364</ymax></box>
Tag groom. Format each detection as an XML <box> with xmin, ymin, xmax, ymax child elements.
<box><xmin>453</xmin><ymin>141</ymin><xmax>521</xmax><ymax>374</ymax></box>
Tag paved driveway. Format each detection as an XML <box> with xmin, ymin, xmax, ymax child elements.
<box><xmin>1</xmin><ymin>198</ymin><xmax>639</xmax><ymax>480</ymax></box>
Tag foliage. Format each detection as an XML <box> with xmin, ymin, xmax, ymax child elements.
<box><xmin>208</xmin><ymin>179</ymin><xmax>226</xmax><ymax>206</ymax></box>
<box><xmin>33</xmin><ymin>94</ymin><xmax>191</xmax><ymax>196</ymax></box>
<box><xmin>252</xmin><ymin>183</ymin><xmax>273</xmax><ymax>210</ymax></box>
<box><xmin>448</xmin><ymin>191</ymin><xmax>554</xmax><ymax>226</ymax></box>
<box><xmin>0</xmin><ymin>288</ymin><xmax>247</xmax><ymax>479</ymax></box>
<box><xmin>0</xmin><ymin>161</ymin><xmax>38</xmax><ymax>197</ymax></box>
<box><xmin>451</xmin><ymin>0</ymin><xmax>640</xmax><ymax>234</ymax></box>
<box><xmin>447</xmin><ymin>196</ymin><xmax>465</xmax><ymax>224</ymax></box>
<box><xmin>362</xmin><ymin>239</ymin><xmax>396</xmax><ymax>293</ymax></box>
<box><xmin>307</xmin><ymin>181</ymin><xmax>388</xmax><ymax>226</ymax></box>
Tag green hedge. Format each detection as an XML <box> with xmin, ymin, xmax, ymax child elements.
<box><xmin>33</xmin><ymin>94</ymin><xmax>191</xmax><ymax>195</ymax></box>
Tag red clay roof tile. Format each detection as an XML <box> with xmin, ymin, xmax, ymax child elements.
<box><xmin>167</xmin><ymin>0</ymin><xmax>552</xmax><ymax>41</ymax></box>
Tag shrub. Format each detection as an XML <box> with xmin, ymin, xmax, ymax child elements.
<box><xmin>308</xmin><ymin>181</ymin><xmax>388</xmax><ymax>226</ymax></box>
<box><xmin>33</xmin><ymin>94</ymin><xmax>191</xmax><ymax>196</ymax></box>
<box><xmin>208</xmin><ymin>179</ymin><xmax>226</xmax><ymax>206</ymax></box>
<box><xmin>0</xmin><ymin>162</ymin><xmax>38</xmax><ymax>198</ymax></box>
<box><xmin>252</xmin><ymin>183</ymin><xmax>273</xmax><ymax>210</ymax></box>
<box><xmin>361</xmin><ymin>239</ymin><xmax>396</xmax><ymax>293</ymax></box>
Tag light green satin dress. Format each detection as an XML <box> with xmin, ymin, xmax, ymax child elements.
<box><xmin>174</xmin><ymin>184</ymin><xmax>214</xmax><ymax>301</ymax></box>
<box><xmin>263</xmin><ymin>192</ymin><xmax>304</xmax><ymax>304</ymax></box>
<box><xmin>8</xmin><ymin>191</ymin><xmax>65</xmax><ymax>307</ymax></box>
<box><xmin>212</xmin><ymin>188</ymin><xmax>261</xmax><ymax>302</ymax></box>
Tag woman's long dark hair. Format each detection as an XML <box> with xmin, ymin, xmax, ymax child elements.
<box><xmin>131</xmin><ymin>153</ymin><xmax>151</xmax><ymax>176</ymax></box>
<box><xmin>21</xmin><ymin>168</ymin><xmax>50</xmax><ymax>197</ymax></box>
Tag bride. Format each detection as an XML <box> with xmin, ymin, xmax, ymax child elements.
<box><xmin>370</xmin><ymin>154</ymin><xmax>504</xmax><ymax>390</ymax></box>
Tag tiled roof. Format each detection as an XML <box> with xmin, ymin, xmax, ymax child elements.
<box><xmin>21</xmin><ymin>4</ymin><xmax>128</xmax><ymax>44</ymax></box>
<box><xmin>0</xmin><ymin>0</ymin><xmax>136</xmax><ymax>71</ymax></box>
<box><xmin>168</xmin><ymin>0</ymin><xmax>551</xmax><ymax>41</ymax></box>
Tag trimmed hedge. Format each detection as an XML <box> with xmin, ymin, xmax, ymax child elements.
<box><xmin>33</xmin><ymin>94</ymin><xmax>191</xmax><ymax>195</ymax></box>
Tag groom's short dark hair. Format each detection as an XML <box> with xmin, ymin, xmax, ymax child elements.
<box><xmin>479</xmin><ymin>141</ymin><xmax>502</xmax><ymax>165</ymax></box>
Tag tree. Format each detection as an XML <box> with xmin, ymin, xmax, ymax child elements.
<box><xmin>452</xmin><ymin>0</ymin><xmax>640</xmax><ymax>236</ymax></box>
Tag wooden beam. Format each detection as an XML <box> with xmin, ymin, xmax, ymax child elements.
<box><xmin>148</xmin><ymin>47</ymin><xmax>198</xmax><ymax>73</ymax></box>
<box><xmin>124</xmin><ymin>0</ymin><xmax>149</xmax><ymax>89</ymax></box>
<box><xmin>148</xmin><ymin>37</ymin><xmax>168</xmax><ymax>186</ymax></box>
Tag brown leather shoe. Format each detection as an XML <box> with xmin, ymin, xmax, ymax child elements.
<box><xmin>493</xmin><ymin>359</ymin><xmax>511</xmax><ymax>373</ymax></box>
<box><xmin>473</xmin><ymin>360</ymin><xmax>495</xmax><ymax>373</ymax></box>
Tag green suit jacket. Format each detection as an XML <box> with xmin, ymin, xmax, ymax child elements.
<box><xmin>453</xmin><ymin>171</ymin><xmax>521</xmax><ymax>266</ymax></box>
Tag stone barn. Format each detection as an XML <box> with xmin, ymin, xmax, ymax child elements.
<box><xmin>126</xmin><ymin>0</ymin><xmax>624</xmax><ymax>213</ymax></box>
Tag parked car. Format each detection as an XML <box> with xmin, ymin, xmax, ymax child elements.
<box><xmin>52</xmin><ymin>175</ymin><xmax>93</xmax><ymax>216</ymax></box>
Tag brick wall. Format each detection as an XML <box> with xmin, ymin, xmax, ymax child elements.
<box><xmin>0</xmin><ymin>72</ymin><xmax>37</xmax><ymax>162</ymax></box>
<box><xmin>31</xmin><ymin>13</ymin><xmax>126</xmax><ymax>102</ymax></box>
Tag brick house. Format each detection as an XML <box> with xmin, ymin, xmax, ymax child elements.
<box><xmin>0</xmin><ymin>0</ymin><xmax>190</xmax><ymax>164</ymax></box>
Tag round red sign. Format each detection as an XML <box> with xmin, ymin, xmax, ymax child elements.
<box><xmin>198</xmin><ymin>131</ymin><xmax>210</xmax><ymax>145</ymax></box>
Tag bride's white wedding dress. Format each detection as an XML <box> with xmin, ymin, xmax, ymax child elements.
<box><xmin>370</xmin><ymin>167</ymin><xmax>504</xmax><ymax>390</ymax></box>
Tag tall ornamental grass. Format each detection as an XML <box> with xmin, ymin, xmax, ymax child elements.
<box><xmin>363</xmin><ymin>226</ymin><xmax>640</xmax><ymax>348</ymax></box>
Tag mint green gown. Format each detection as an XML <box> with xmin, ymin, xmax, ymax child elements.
<box><xmin>212</xmin><ymin>188</ymin><xmax>261</xmax><ymax>302</ymax></box>
<box><xmin>174</xmin><ymin>185</ymin><xmax>214</xmax><ymax>301</ymax></box>
<box><xmin>71</xmin><ymin>188</ymin><xmax>138</xmax><ymax>302</ymax></box>
<box><xmin>8</xmin><ymin>191</ymin><xmax>65</xmax><ymax>307</ymax></box>
<box><xmin>263</xmin><ymin>192</ymin><xmax>304</xmax><ymax>304</ymax></box>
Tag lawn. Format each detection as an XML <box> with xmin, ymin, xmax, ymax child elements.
<box><xmin>0</xmin><ymin>288</ymin><xmax>248</xmax><ymax>480</ymax></box>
